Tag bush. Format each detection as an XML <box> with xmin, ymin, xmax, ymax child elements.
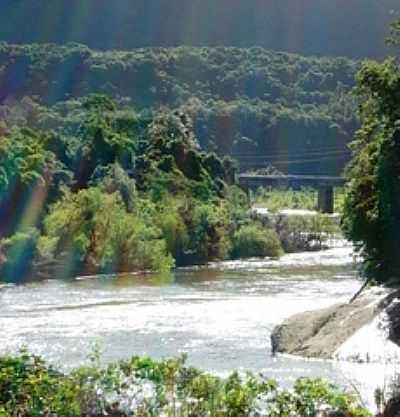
<box><xmin>157</xmin><ymin>200</ymin><xmax>189</xmax><ymax>262</ymax></box>
<box><xmin>92</xmin><ymin>163</ymin><xmax>137</xmax><ymax>212</ymax></box>
<box><xmin>231</xmin><ymin>225</ymin><xmax>283</xmax><ymax>259</ymax></box>
<box><xmin>0</xmin><ymin>351</ymin><xmax>82</xmax><ymax>417</ymax></box>
<box><xmin>253</xmin><ymin>187</ymin><xmax>317</xmax><ymax>212</ymax></box>
<box><xmin>0</xmin><ymin>351</ymin><xmax>371</xmax><ymax>417</ymax></box>
<box><xmin>39</xmin><ymin>187</ymin><xmax>174</xmax><ymax>275</ymax></box>
<box><xmin>0</xmin><ymin>228</ymin><xmax>39</xmax><ymax>282</ymax></box>
<box><xmin>277</xmin><ymin>214</ymin><xmax>340</xmax><ymax>252</ymax></box>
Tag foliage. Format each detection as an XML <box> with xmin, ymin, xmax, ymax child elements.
<box><xmin>387</xmin><ymin>18</ymin><xmax>400</xmax><ymax>46</ymax></box>
<box><xmin>0</xmin><ymin>128</ymin><xmax>67</xmax><ymax>236</ymax></box>
<box><xmin>0</xmin><ymin>95</ymin><xmax>258</xmax><ymax>280</ymax></box>
<box><xmin>253</xmin><ymin>187</ymin><xmax>318</xmax><ymax>212</ymax></box>
<box><xmin>0</xmin><ymin>228</ymin><xmax>40</xmax><ymax>282</ymax></box>
<box><xmin>92</xmin><ymin>163</ymin><xmax>137</xmax><ymax>212</ymax></box>
<box><xmin>253</xmin><ymin>187</ymin><xmax>346</xmax><ymax>214</ymax></box>
<box><xmin>0</xmin><ymin>43</ymin><xmax>358</xmax><ymax>176</ymax></box>
<box><xmin>231</xmin><ymin>225</ymin><xmax>283</xmax><ymax>259</ymax></box>
<box><xmin>0</xmin><ymin>350</ymin><xmax>83</xmax><ymax>417</ymax></box>
<box><xmin>342</xmin><ymin>57</ymin><xmax>400</xmax><ymax>284</ymax></box>
<box><xmin>0</xmin><ymin>351</ymin><xmax>371</xmax><ymax>417</ymax></box>
<box><xmin>39</xmin><ymin>187</ymin><xmax>173</xmax><ymax>275</ymax></box>
<box><xmin>277</xmin><ymin>214</ymin><xmax>340</xmax><ymax>252</ymax></box>
<box><xmin>0</xmin><ymin>91</ymin><xmax>350</xmax><ymax>281</ymax></box>
<box><xmin>0</xmin><ymin>128</ymin><xmax>56</xmax><ymax>192</ymax></box>
<box><xmin>59</xmin><ymin>95</ymin><xmax>145</xmax><ymax>189</ymax></box>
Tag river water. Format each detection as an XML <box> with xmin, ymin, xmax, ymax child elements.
<box><xmin>0</xmin><ymin>245</ymin><xmax>392</xmax><ymax>407</ymax></box>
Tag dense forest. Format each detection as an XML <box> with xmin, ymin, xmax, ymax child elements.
<box><xmin>0</xmin><ymin>43</ymin><xmax>359</xmax><ymax>175</ymax></box>
<box><xmin>0</xmin><ymin>0</ymin><xmax>398</xmax><ymax>58</ymax></box>
<box><xmin>0</xmin><ymin>94</ymin><xmax>255</xmax><ymax>281</ymax></box>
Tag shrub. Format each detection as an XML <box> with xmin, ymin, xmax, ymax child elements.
<box><xmin>0</xmin><ymin>228</ymin><xmax>39</xmax><ymax>282</ymax></box>
<box><xmin>253</xmin><ymin>187</ymin><xmax>317</xmax><ymax>212</ymax></box>
<box><xmin>0</xmin><ymin>351</ymin><xmax>371</xmax><ymax>417</ymax></box>
<box><xmin>157</xmin><ymin>201</ymin><xmax>189</xmax><ymax>262</ymax></box>
<box><xmin>277</xmin><ymin>214</ymin><xmax>340</xmax><ymax>252</ymax></box>
<box><xmin>0</xmin><ymin>351</ymin><xmax>82</xmax><ymax>417</ymax></box>
<box><xmin>39</xmin><ymin>187</ymin><xmax>173</xmax><ymax>275</ymax></box>
<box><xmin>92</xmin><ymin>163</ymin><xmax>137</xmax><ymax>212</ymax></box>
<box><xmin>231</xmin><ymin>225</ymin><xmax>283</xmax><ymax>259</ymax></box>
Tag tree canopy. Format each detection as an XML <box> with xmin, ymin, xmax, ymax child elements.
<box><xmin>342</xmin><ymin>27</ymin><xmax>400</xmax><ymax>284</ymax></box>
<box><xmin>0</xmin><ymin>43</ymin><xmax>359</xmax><ymax>175</ymax></box>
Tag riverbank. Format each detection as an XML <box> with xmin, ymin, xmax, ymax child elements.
<box><xmin>271</xmin><ymin>287</ymin><xmax>400</xmax><ymax>363</ymax></box>
<box><xmin>0</xmin><ymin>351</ymin><xmax>371</xmax><ymax>417</ymax></box>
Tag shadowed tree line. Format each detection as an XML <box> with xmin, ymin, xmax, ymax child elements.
<box><xmin>0</xmin><ymin>43</ymin><xmax>359</xmax><ymax>175</ymax></box>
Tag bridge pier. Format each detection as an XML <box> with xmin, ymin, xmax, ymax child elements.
<box><xmin>318</xmin><ymin>186</ymin><xmax>334</xmax><ymax>214</ymax></box>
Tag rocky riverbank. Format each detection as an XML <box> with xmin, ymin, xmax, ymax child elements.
<box><xmin>271</xmin><ymin>287</ymin><xmax>400</xmax><ymax>363</ymax></box>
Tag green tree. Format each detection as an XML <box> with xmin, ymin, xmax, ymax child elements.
<box><xmin>0</xmin><ymin>128</ymin><xmax>67</xmax><ymax>237</ymax></box>
<box><xmin>69</xmin><ymin>95</ymin><xmax>139</xmax><ymax>189</ymax></box>
<box><xmin>0</xmin><ymin>228</ymin><xmax>40</xmax><ymax>282</ymax></box>
<box><xmin>40</xmin><ymin>187</ymin><xmax>173</xmax><ymax>275</ymax></box>
<box><xmin>342</xmin><ymin>56</ymin><xmax>400</xmax><ymax>284</ymax></box>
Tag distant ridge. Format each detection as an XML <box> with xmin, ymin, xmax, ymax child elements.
<box><xmin>0</xmin><ymin>0</ymin><xmax>398</xmax><ymax>58</ymax></box>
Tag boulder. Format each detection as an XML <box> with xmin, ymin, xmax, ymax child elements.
<box><xmin>271</xmin><ymin>288</ymin><xmax>389</xmax><ymax>360</ymax></box>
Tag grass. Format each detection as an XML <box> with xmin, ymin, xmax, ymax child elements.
<box><xmin>252</xmin><ymin>187</ymin><xmax>345</xmax><ymax>213</ymax></box>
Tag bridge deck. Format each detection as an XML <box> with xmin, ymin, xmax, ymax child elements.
<box><xmin>238</xmin><ymin>174</ymin><xmax>345</xmax><ymax>188</ymax></box>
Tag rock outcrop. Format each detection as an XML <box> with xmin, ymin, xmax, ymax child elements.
<box><xmin>271</xmin><ymin>287</ymin><xmax>400</xmax><ymax>362</ymax></box>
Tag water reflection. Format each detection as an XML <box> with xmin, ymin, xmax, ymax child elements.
<box><xmin>76</xmin><ymin>272</ymin><xmax>176</xmax><ymax>288</ymax></box>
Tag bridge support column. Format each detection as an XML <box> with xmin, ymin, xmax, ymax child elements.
<box><xmin>318</xmin><ymin>186</ymin><xmax>334</xmax><ymax>214</ymax></box>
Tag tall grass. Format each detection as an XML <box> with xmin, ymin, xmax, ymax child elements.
<box><xmin>252</xmin><ymin>187</ymin><xmax>345</xmax><ymax>213</ymax></box>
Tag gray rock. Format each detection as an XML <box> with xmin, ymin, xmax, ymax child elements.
<box><xmin>271</xmin><ymin>289</ymin><xmax>387</xmax><ymax>359</ymax></box>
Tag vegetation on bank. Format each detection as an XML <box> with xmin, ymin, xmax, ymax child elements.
<box><xmin>231</xmin><ymin>226</ymin><xmax>283</xmax><ymax>259</ymax></box>
<box><xmin>0</xmin><ymin>42</ymin><xmax>357</xmax><ymax>175</ymax></box>
<box><xmin>252</xmin><ymin>187</ymin><xmax>345</xmax><ymax>214</ymax></box>
<box><xmin>249</xmin><ymin>188</ymin><xmax>342</xmax><ymax>252</ymax></box>
<box><xmin>342</xmin><ymin>20</ymin><xmax>400</xmax><ymax>286</ymax></box>
<box><xmin>0</xmin><ymin>350</ymin><xmax>371</xmax><ymax>417</ymax></box>
<box><xmin>276</xmin><ymin>214</ymin><xmax>340</xmax><ymax>253</ymax></box>
<box><xmin>0</xmin><ymin>94</ymin><xmax>289</xmax><ymax>282</ymax></box>
<box><xmin>252</xmin><ymin>188</ymin><xmax>318</xmax><ymax>212</ymax></box>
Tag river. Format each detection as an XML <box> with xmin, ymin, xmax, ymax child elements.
<box><xmin>0</xmin><ymin>244</ymin><xmax>393</xmax><ymax>408</ymax></box>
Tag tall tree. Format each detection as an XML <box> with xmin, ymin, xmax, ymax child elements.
<box><xmin>342</xmin><ymin>25</ymin><xmax>400</xmax><ymax>284</ymax></box>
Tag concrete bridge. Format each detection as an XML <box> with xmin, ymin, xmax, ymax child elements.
<box><xmin>238</xmin><ymin>174</ymin><xmax>346</xmax><ymax>214</ymax></box>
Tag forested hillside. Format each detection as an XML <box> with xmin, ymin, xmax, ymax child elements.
<box><xmin>0</xmin><ymin>43</ymin><xmax>358</xmax><ymax>174</ymax></box>
<box><xmin>0</xmin><ymin>0</ymin><xmax>398</xmax><ymax>58</ymax></box>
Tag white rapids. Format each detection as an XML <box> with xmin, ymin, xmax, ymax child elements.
<box><xmin>0</xmin><ymin>243</ymin><xmax>397</xmax><ymax>410</ymax></box>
